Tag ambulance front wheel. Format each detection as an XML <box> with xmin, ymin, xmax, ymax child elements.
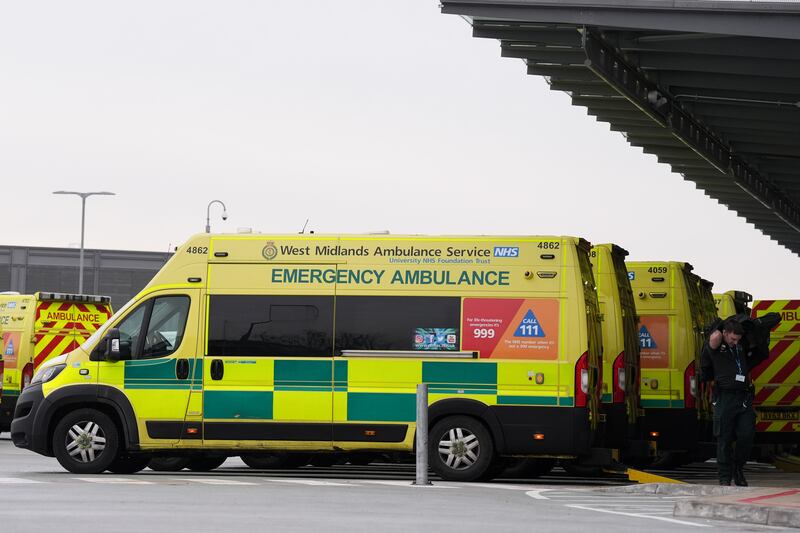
<box><xmin>52</xmin><ymin>408</ymin><xmax>120</xmax><ymax>474</ymax></box>
<box><xmin>429</xmin><ymin>415</ymin><xmax>494</xmax><ymax>482</ymax></box>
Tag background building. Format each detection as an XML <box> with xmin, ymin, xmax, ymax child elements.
<box><xmin>0</xmin><ymin>245</ymin><xmax>171</xmax><ymax>309</ymax></box>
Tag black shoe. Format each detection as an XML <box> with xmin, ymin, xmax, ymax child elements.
<box><xmin>719</xmin><ymin>480</ymin><xmax>731</xmax><ymax>486</ymax></box>
<box><xmin>733</xmin><ymin>468</ymin><xmax>748</xmax><ymax>487</ymax></box>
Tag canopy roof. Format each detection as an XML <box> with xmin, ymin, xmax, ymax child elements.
<box><xmin>441</xmin><ymin>1</ymin><xmax>800</xmax><ymax>254</ymax></box>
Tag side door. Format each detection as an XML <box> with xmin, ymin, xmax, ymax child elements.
<box><xmin>96</xmin><ymin>290</ymin><xmax>200</xmax><ymax>445</ymax></box>
<box><xmin>202</xmin><ymin>264</ymin><xmax>335</xmax><ymax>450</ymax></box>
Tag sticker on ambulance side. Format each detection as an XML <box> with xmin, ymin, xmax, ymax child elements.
<box><xmin>2</xmin><ymin>331</ymin><xmax>21</xmax><ymax>368</ymax></box>
<box><xmin>639</xmin><ymin>315</ymin><xmax>669</xmax><ymax>368</ymax></box>
<box><xmin>414</xmin><ymin>328</ymin><xmax>458</xmax><ymax>351</ymax></box>
<box><xmin>462</xmin><ymin>298</ymin><xmax>559</xmax><ymax>359</ymax></box>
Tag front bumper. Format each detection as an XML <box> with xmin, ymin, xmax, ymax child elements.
<box><xmin>9</xmin><ymin>383</ymin><xmax>52</xmax><ymax>456</ymax></box>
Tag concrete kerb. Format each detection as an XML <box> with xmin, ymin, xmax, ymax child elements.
<box><xmin>594</xmin><ymin>483</ymin><xmax>751</xmax><ymax>496</ymax></box>
<box><xmin>674</xmin><ymin>497</ymin><xmax>800</xmax><ymax>528</ymax></box>
<box><xmin>597</xmin><ymin>484</ymin><xmax>800</xmax><ymax>528</ymax></box>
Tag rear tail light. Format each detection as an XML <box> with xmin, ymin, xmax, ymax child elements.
<box><xmin>684</xmin><ymin>362</ymin><xmax>697</xmax><ymax>409</ymax></box>
<box><xmin>612</xmin><ymin>351</ymin><xmax>625</xmax><ymax>403</ymax></box>
<box><xmin>575</xmin><ymin>351</ymin><xmax>589</xmax><ymax>407</ymax></box>
<box><xmin>0</xmin><ymin>359</ymin><xmax>4</xmax><ymax>393</ymax></box>
<box><xmin>22</xmin><ymin>363</ymin><xmax>34</xmax><ymax>390</ymax></box>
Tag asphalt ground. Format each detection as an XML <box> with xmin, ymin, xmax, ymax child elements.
<box><xmin>1</xmin><ymin>434</ymin><xmax>796</xmax><ymax>532</ymax></box>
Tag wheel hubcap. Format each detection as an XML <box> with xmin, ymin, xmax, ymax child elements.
<box><xmin>437</xmin><ymin>427</ymin><xmax>480</xmax><ymax>470</ymax></box>
<box><xmin>65</xmin><ymin>421</ymin><xmax>106</xmax><ymax>463</ymax></box>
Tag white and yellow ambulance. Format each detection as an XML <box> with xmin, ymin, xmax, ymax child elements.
<box><xmin>11</xmin><ymin>233</ymin><xmax>604</xmax><ymax>480</ymax></box>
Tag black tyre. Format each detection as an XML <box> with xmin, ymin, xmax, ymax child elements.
<box><xmin>429</xmin><ymin>415</ymin><xmax>494</xmax><ymax>482</ymax></box>
<box><xmin>52</xmin><ymin>408</ymin><xmax>120</xmax><ymax>474</ymax></box>
<box><xmin>186</xmin><ymin>455</ymin><xmax>227</xmax><ymax>472</ymax></box>
<box><xmin>149</xmin><ymin>456</ymin><xmax>191</xmax><ymax>472</ymax></box>
<box><xmin>240</xmin><ymin>453</ymin><xmax>290</xmax><ymax>469</ymax></box>
<box><xmin>503</xmin><ymin>458</ymin><xmax>555</xmax><ymax>479</ymax></box>
<box><xmin>107</xmin><ymin>454</ymin><xmax>151</xmax><ymax>474</ymax></box>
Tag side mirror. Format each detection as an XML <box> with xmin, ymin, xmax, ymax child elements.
<box><xmin>105</xmin><ymin>328</ymin><xmax>122</xmax><ymax>362</ymax></box>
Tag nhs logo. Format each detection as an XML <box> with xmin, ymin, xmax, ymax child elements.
<box><xmin>493</xmin><ymin>247</ymin><xmax>519</xmax><ymax>258</ymax></box>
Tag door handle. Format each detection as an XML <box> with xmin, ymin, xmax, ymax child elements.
<box><xmin>210</xmin><ymin>359</ymin><xmax>224</xmax><ymax>380</ymax></box>
<box><xmin>176</xmin><ymin>359</ymin><xmax>190</xmax><ymax>380</ymax></box>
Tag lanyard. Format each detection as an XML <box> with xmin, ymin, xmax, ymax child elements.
<box><xmin>730</xmin><ymin>344</ymin><xmax>743</xmax><ymax>374</ymax></box>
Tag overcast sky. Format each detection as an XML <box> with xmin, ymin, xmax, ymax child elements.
<box><xmin>1</xmin><ymin>1</ymin><xmax>796</xmax><ymax>299</ymax></box>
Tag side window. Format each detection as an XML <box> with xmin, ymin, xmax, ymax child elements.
<box><xmin>207</xmin><ymin>295</ymin><xmax>333</xmax><ymax>357</ymax></box>
<box><xmin>335</xmin><ymin>296</ymin><xmax>461</xmax><ymax>352</ymax></box>
<box><xmin>116</xmin><ymin>305</ymin><xmax>147</xmax><ymax>360</ymax></box>
<box><xmin>140</xmin><ymin>296</ymin><xmax>191</xmax><ymax>359</ymax></box>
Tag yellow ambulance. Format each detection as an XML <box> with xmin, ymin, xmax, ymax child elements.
<box><xmin>750</xmin><ymin>300</ymin><xmax>800</xmax><ymax>453</ymax></box>
<box><xmin>714</xmin><ymin>290</ymin><xmax>753</xmax><ymax>319</ymax></box>
<box><xmin>0</xmin><ymin>292</ymin><xmax>113</xmax><ymax>432</ymax></box>
<box><xmin>11</xmin><ymin>233</ymin><xmax>604</xmax><ymax>480</ymax></box>
<box><xmin>626</xmin><ymin>261</ymin><xmax>709</xmax><ymax>466</ymax></box>
<box><xmin>590</xmin><ymin>244</ymin><xmax>645</xmax><ymax>460</ymax></box>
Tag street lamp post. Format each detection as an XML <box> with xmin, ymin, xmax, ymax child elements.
<box><xmin>205</xmin><ymin>200</ymin><xmax>228</xmax><ymax>233</ymax></box>
<box><xmin>53</xmin><ymin>191</ymin><xmax>116</xmax><ymax>294</ymax></box>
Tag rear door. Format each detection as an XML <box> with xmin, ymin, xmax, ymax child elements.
<box><xmin>751</xmin><ymin>300</ymin><xmax>800</xmax><ymax>433</ymax></box>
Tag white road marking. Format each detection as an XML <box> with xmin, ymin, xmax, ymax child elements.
<box><xmin>465</xmin><ymin>483</ymin><xmax>540</xmax><ymax>491</ymax></box>
<box><xmin>566</xmin><ymin>505</ymin><xmax>711</xmax><ymax>528</ymax></box>
<box><xmin>359</xmin><ymin>480</ymin><xmax>456</xmax><ymax>489</ymax></box>
<box><xmin>73</xmin><ymin>477</ymin><xmax>154</xmax><ymax>485</ymax></box>
<box><xmin>0</xmin><ymin>477</ymin><xmax>43</xmax><ymax>484</ymax></box>
<box><xmin>525</xmin><ymin>489</ymin><xmax>550</xmax><ymax>500</ymax></box>
<box><xmin>263</xmin><ymin>478</ymin><xmax>354</xmax><ymax>487</ymax></box>
<box><xmin>177</xmin><ymin>478</ymin><xmax>258</xmax><ymax>485</ymax></box>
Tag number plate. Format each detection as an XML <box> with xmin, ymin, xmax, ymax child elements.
<box><xmin>757</xmin><ymin>410</ymin><xmax>800</xmax><ymax>421</ymax></box>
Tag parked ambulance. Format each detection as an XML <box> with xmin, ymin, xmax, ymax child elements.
<box><xmin>0</xmin><ymin>292</ymin><xmax>112</xmax><ymax>432</ymax></box>
<box><xmin>11</xmin><ymin>233</ymin><xmax>605</xmax><ymax>480</ymax></box>
<box><xmin>626</xmin><ymin>261</ymin><xmax>712</xmax><ymax>467</ymax></box>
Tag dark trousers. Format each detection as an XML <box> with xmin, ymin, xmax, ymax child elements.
<box><xmin>713</xmin><ymin>389</ymin><xmax>756</xmax><ymax>483</ymax></box>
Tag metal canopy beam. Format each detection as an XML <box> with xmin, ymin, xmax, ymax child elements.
<box><xmin>440</xmin><ymin>0</ymin><xmax>800</xmax><ymax>254</ymax></box>
<box><xmin>440</xmin><ymin>1</ymin><xmax>800</xmax><ymax>40</ymax></box>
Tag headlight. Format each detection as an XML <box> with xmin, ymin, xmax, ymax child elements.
<box><xmin>31</xmin><ymin>364</ymin><xmax>67</xmax><ymax>385</ymax></box>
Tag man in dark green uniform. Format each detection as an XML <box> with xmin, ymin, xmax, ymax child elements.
<box><xmin>701</xmin><ymin>319</ymin><xmax>756</xmax><ymax>486</ymax></box>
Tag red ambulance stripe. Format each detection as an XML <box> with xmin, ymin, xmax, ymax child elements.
<box><xmin>750</xmin><ymin>324</ymin><xmax>800</xmax><ymax>380</ymax></box>
<box><xmin>35</xmin><ymin>302</ymin><xmax>51</xmax><ymax>321</ymax></box>
<box><xmin>756</xmin><ymin>422</ymin><xmax>771</xmax><ymax>432</ymax></box>
<box><xmin>34</xmin><ymin>322</ymin><xmax>58</xmax><ymax>344</ymax></box>
<box><xmin>754</xmin><ymin>387</ymin><xmax>774</xmax><ymax>405</ymax></box>
<box><xmin>768</xmin><ymin>355</ymin><xmax>800</xmax><ymax>388</ymax></box>
<box><xmin>785</xmin><ymin>301</ymin><xmax>800</xmax><ymax>311</ymax></box>
<box><xmin>34</xmin><ymin>336</ymin><xmax>68</xmax><ymax>368</ymax></box>
<box><xmin>753</xmin><ymin>301</ymin><xmax>774</xmax><ymax>313</ymax></box>
<box><xmin>58</xmin><ymin>302</ymin><xmax>71</xmax><ymax>312</ymax></box>
<box><xmin>777</xmin><ymin>386</ymin><xmax>800</xmax><ymax>406</ymax></box>
<box><xmin>76</xmin><ymin>303</ymin><xmax>90</xmax><ymax>314</ymax></box>
<box><xmin>781</xmin><ymin>423</ymin><xmax>796</xmax><ymax>432</ymax></box>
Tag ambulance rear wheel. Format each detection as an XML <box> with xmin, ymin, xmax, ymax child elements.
<box><xmin>107</xmin><ymin>453</ymin><xmax>151</xmax><ymax>474</ymax></box>
<box><xmin>148</xmin><ymin>456</ymin><xmax>190</xmax><ymax>472</ymax></box>
<box><xmin>429</xmin><ymin>415</ymin><xmax>494</xmax><ymax>482</ymax></box>
<box><xmin>186</xmin><ymin>455</ymin><xmax>227</xmax><ymax>471</ymax></box>
<box><xmin>52</xmin><ymin>408</ymin><xmax>120</xmax><ymax>474</ymax></box>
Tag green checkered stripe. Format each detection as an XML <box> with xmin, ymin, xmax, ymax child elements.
<box><xmin>123</xmin><ymin>358</ymin><xmax>203</xmax><ymax>391</ymax></box>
